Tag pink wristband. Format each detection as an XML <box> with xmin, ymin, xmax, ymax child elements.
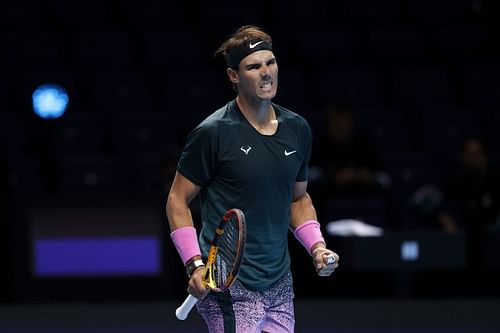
<box><xmin>293</xmin><ymin>220</ymin><xmax>325</xmax><ymax>255</ymax></box>
<box><xmin>170</xmin><ymin>226</ymin><xmax>202</xmax><ymax>265</ymax></box>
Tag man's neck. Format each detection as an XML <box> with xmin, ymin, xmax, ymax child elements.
<box><xmin>236</xmin><ymin>95</ymin><xmax>274</xmax><ymax>123</ymax></box>
<box><xmin>236</xmin><ymin>95</ymin><xmax>277</xmax><ymax>135</ymax></box>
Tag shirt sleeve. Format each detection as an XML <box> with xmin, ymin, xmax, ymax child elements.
<box><xmin>177</xmin><ymin>124</ymin><xmax>218</xmax><ymax>187</ymax></box>
<box><xmin>296</xmin><ymin>119</ymin><xmax>312</xmax><ymax>182</ymax></box>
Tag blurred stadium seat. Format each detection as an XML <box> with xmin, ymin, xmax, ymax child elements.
<box><xmin>491</xmin><ymin>112</ymin><xmax>500</xmax><ymax>159</ymax></box>
<box><xmin>463</xmin><ymin>65</ymin><xmax>500</xmax><ymax>108</ymax></box>
<box><xmin>382</xmin><ymin>152</ymin><xmax>432</xmax><ymax>198</ymax></box>
<box><xmin>391</xmin><ymin>66</ymin><xmax>453</xmax><ymax>107</ymax></box>
<box><xmin>110</xmin><ymin>111</ymin><xmax>171</xmax><ymax>156</ymax></box>
<box><xmin>125</xmin><ymin>0</ymin><xmax>182</xmax><ymax>25</ymax></box>
<box><xmin>1</xmin><ymin>31</ymin><xmax>63</xmax><ymax>67</ymax></box>
<box><xmin>367</xmin><ymin>28</ymin><xmax>424</xmax><ymax>61</ymax></box>
<box><xmin>85</xmin><ymin>68</ymin><xmax>156</xmax><ymax>114</ymax></box>
<box><xmin>142</xmin><ymin>28</ymin><xmax>206</xmax><ymax>67</ymax></box>
<box><xmin>7</xmin><ymin>157</ymin><xmax>44</xmax><ymax>195</ymax></box>
<box><xmin>318</xmin><ymin>66</ymin><xmax>380</xmax><ymax>107</ymax></box>
<box><xmin>382</xmin><ymin>152</ymin><xmax>440</xmax><ymax>229</ymax></box>
<box><xmin>58</xmin><ymin>154</ymin><xmax>126</xmax><ymax>195</ymax></box>
<box><xmin>53</xmin><ymin>112</ymin><xmax>109</xmax><ymax>156</ymax></box>
<box><xmin>133</xmin><ymin>152</ymin><xmax>175</xmax><ymax>196</ymax></box>
<box><xmin>46</xmin><ymin>0</ymin><xmax>110</xmax><ymax>24</ymax></box>
<box><xmin>353</xmin><ymin>108</ymin><xmax>413</xmax><ymax>153</ymax></box>
<box><xmin>407</xmin><ymin>0</ymin><xmax>474</xmax><ymax>21</ymax></box>
<box><xmin>198</xmin><ymin>0</ymin><xmax>263</xmax><ymax>27</ymax></box>
<box><xmin>418</xmin><ymin>109</ymin><xmax>482</xmax><ymax>154</ymax></box>
<box><xmin>70</xmin><ymin>30</ymin><xmax>134</xmax><ymax>67</ymax></box>
<box><xmin>0</xmin><ymin>77</ymin><xmax>8</xmax><ymax>111</ymax></box>
<box><xmin>0</xmin><ymin>0</ymin><xmax>40</xmax><ymax>25</ymax></box>
<box><xmin>162</xmin><ymin>67</ymin><xmax>229</xmax><ymax>113</ymax></box>
<box><xmin>340</xmin><ymin>0</ymin><xmax>401</xmax><ymax>19</ymax></box>
<box><xmin>294</xmin><ymin>27</ymin><xmax>355</xmax><ymax>63</ymax></box>
<box><xmin>0</xmin><ymin>114</ymin><xmax>30</xmax><ymax>160</ymax></box>
<box><xmin>271</xmin><ymin>0</ymin><xmax>330</xmax><ymax>24</ymax></box>
<box><xmin>437</xmin><ymin>27</ymin><xmax>495</xmax><ymax>60</ymax></box>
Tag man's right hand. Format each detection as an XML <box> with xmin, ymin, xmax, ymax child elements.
<box><xmin>187</xmin><ymin>266</ymin><xmax>210</xmax><ymax>299</ymax></box>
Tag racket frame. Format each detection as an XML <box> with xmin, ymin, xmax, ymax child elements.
<box><xmin>175</xmin><ymin>208</ymin><xmax>246</xmax><ymax>320</ymax></box>
<box><xmin>203</xmin><ymin>208</ymin><xmax>246</xmax><ymax>291</ymax></box>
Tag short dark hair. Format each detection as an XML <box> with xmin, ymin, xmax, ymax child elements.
<box><xmin>215</xmin><ymin>25</ymin><xmax>273</xmax><ymax>69</ymax></box>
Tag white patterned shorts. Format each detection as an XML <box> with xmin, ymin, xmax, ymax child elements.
<box><xmin>197</xmin><ymin>270</ymin><xmax>295</xmax><ymax>333</ymax></box>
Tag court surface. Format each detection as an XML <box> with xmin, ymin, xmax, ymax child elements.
<box><xmin>1</xmin><ymin>299</ymin><xmax>499</xmax><ymax>332</ymax></box>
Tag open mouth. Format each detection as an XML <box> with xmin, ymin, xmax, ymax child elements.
<box><xmin>260</xmin><ymin>81</ymin><xmax>273</xmax><ymax>91</ymax></box>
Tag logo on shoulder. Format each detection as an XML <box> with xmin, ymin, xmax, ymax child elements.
<box><xmin>284</xmin><ymin>150</ymin><xmax>297</xmax><ymax>156</ymax></box>
<box><xmin>241</xmin><ymin>146</ymin><xmax>252</xmax><ymax>155</ymax></box>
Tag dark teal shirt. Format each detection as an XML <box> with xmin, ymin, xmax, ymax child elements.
<box><xmin>178</xmin><ymin>100</ymin><xmax>311</xmax><ymax>291</ymax></box>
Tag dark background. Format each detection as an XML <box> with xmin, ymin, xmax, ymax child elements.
<box><xmin>1</xmin><ymin>0</ymin><xmax>500</xmax><ymax>309</ymax></box>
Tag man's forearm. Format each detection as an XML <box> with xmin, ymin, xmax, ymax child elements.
<box><xmin>290</xmin><ymin>192</ymin><xmax>327</xmax><ymax>254</ymax></box>
<box><xmin>290</xmin><ymin>192</ymin><xmax>317</xmax><ymax>230</ymax></box>
<box><xmin>166</xmin><ymin>196</ymin><xmax>201</xmax><ymax>265</ymax></box>
<box><xmin>166</xmin><ymin>195</ymin><xmax>195</xmax><ymax>231</ymax></box>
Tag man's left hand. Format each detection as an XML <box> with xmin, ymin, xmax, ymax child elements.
<box><xmin>312</xmin><ymin>247</ymin><xmax>339</xmax><ymax>277</ymax></box>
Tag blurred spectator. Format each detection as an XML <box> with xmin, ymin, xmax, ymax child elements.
<box><xmin>432</xmin><ymin>137</ymin><xmax>500</xmax><ymax>274</ymax></box>
<box><xmin>310</xmin><ymin>105</ymin><xmax>392</xmax><ymax>228</ymax></box>
<box><xmin>436</xmin><ymin>137</ymin><xmax>500</xmax><ymax>233</ymax></box>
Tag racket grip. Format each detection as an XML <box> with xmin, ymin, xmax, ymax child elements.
<box><xmin>175</xmin><ymin>294</ymin><xmax>199</xmax><ymax>320</ymax></box>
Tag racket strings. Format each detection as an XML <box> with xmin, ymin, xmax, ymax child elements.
<box><xmin>214</xmin><ymin>217</ymin><xmax>240</xmax><ymax>286</ymax></box>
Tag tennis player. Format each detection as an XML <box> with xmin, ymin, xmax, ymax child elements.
<box><xmin>166</xmin><ymin>25</ymin><xmax>339</xmax><ymax>333</ymax></box>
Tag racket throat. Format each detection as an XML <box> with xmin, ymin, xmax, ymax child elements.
<box><xmin>203</xmin><ymin>265</ymin><xmax>217</xmax><ymax>289</ymax></box>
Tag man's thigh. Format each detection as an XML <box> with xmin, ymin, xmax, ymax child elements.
<box><xmin>197</xmin><ymin>282</ymin><xmax>265</xmax><ymax>333</ymax></box>
<box><xmin>259</xmin><ymin>271</ymin><xmax>295</xmax><ymax>333</ymax></box>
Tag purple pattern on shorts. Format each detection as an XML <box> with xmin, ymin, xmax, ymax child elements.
<box><xmin>197</xmin><ymin>271</ymin><xmax>295</xmax><ymax>333</ymax></box>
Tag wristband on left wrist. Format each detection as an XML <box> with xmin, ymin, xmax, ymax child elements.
<box><xmin>186</xmin><ymin>259</ymin><xmax>205</xmax><ymax>277</ymax></box>
<box><xmin>293</xmin><ymin>220</ymin><xmax>326</xmax><ymax>255</ymax></box>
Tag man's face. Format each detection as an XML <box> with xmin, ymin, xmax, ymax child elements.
<box><xmin>233</xmin><ymin>50</ymin><xmax>278</xmax><ymax>101</ymax></box>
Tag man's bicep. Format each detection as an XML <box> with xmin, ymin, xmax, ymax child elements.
<box><xmin>169</xmin><ymin>171</ymin><xmax>201</xmax><ymax>204</ymax></box>
<box><xmin>166</xmin><ymin>171</ymin><xmax>201</xmax><ymax>231</ymax></box>
<box><xmin>290</xmin><ymin>181</ymin><xmax>317</xmax><ymax>229</ymax></box>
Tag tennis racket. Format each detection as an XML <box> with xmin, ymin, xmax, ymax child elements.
<box><xmin>175</xmin><ymin>208</ymin><xmax>246</xmax><ymax>320</ymax></box>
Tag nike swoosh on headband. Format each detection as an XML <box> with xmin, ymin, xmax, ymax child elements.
<box><xmin>226</xmin><ymin>39</ymin><xmax>273</xmax><ymax>68</ymax></box>
<box><xmin>249</xmin><ymin>40</ymin><xmax>264</xmax><ymax>49</ymax></box>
